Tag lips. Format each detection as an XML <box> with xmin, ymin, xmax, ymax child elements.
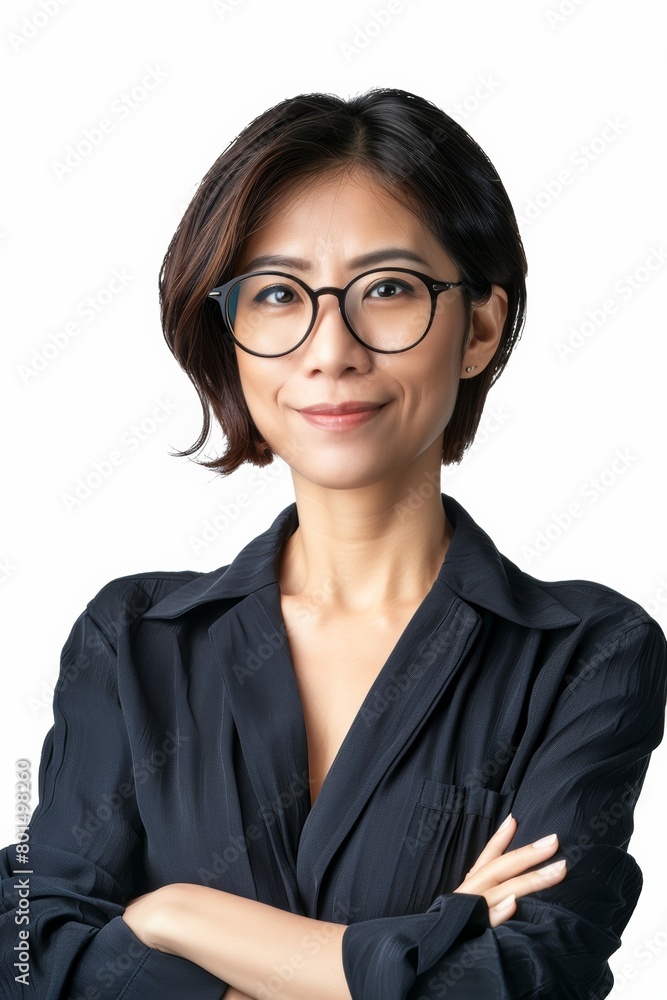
<box><xmin>298</xmin><ymin>401</ymin><xmax>387</xmax><ymax>415</ymax></box>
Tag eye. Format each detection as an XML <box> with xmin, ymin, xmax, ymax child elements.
<box><xmin>254</xmin><ymin>283</ymin><xmax>298</xmax><ymax>306</ymax></box>
<box><xmin>366</xmin><ymin>278</ymin><xmax>415</xmax><ymax>299</ymax></box>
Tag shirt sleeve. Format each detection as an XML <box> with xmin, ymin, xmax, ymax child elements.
<box><xmin>0</xmin><ymin>597</ymin><xmax>230</xmax><ymax>1000</ymax></box>
<box><xmin>341</xmin><ymin>618</ymin><xmax>667</xmax><ymax>1000</ymax></box>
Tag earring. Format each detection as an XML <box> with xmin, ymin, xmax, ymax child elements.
<box><xmin>465</xmin><ymin>365</ymin><xmax>476</xmax><ymax>372</ymax></box>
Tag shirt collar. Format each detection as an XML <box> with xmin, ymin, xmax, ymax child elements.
<box><xmin>142</xmin><ymin>492</ymin><xmax>581</xmax><ymax>629</ymax></box>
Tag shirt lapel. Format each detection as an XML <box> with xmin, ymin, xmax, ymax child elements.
<box><xmin>288</xmin><ymin>583</ymin><xmax>482</xmax><ymax>914</ymax></box>
<box><xmin>207</xmin><ymin>594</ymin><xmax>310</xmax><ymax>913</ymax></box>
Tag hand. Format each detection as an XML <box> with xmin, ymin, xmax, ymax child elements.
<box><xmin>452</xmin><ymin>815</ymin><xmax>567</xmax><ymax>928</ymax></box>
<box><xmin>222</xmin><ymin>990</ymin><xmax>255</xmax><ymax>999</ymax></box>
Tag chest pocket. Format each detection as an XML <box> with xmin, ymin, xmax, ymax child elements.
<box><xmin>391</xmin><ymin>779</ymin><xmax>515</xmax><ymax>914</ymax></box>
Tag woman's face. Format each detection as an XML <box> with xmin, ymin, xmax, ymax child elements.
<box><xmin>232</xmin><ymin>167</ymin><xmax>506</xmax><ymax>491</ymax></box>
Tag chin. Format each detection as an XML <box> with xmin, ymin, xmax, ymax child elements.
<box><xmin>293</xmin><ymin>461</ymin><xmax>398</xmax><ymax>490</ymax></box>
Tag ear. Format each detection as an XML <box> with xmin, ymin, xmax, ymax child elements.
<box><xmin>460</xmin><ymin>284</ymin><xmax>509</xmax><ymax>378</ymax></box>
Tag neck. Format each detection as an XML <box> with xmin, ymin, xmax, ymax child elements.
<box><xmin>278</xmin><ymin>454</ymin><xmax>452</xmax><ymax>617</ymax></box>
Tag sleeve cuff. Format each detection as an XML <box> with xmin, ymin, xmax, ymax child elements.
<box><xmin>70</xmin><ymin>914</ymin><xmax>228</xmax><ymax>998</ymax></box>
<box><xmin>341</xmin><ymin>892</ymin><xmax>490</xmax><ymax>1000</ymax></box>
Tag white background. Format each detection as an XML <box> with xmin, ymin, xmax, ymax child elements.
<box><xmin>2</xmin><ymin>0</ymin><xmax>666</xmax><ymax>994</ymax></box>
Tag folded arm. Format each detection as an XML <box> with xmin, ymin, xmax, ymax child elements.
<box><xmin>0</xmin><ymin>599</ymin><xmax>230</xmax><ymax>999</ymax></box>
<box><xmin>142</xmin><ymin>883</ymin><xmax>351</xmax><ymax>1000</ymax></box>
<box><xmin>340</xmin><ymin>619</ymin><xmax>667</xmax><ymax>999</ymax></box>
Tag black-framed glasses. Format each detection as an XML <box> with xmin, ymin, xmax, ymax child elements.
<box><xmin>207</xmin><ymin>267</ymin><xmax>468</xmax><ymax>357</ymax></box>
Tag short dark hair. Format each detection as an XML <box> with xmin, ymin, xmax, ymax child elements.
<box><xmin>158</xmin><ymin>87</ymin><xmax>527</xmax><ymax>475</ymax></box>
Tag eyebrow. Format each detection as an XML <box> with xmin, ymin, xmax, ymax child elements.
<box><xmin>240</xmin><ymin>247</ymin><xmax>432</xmax><ymax>273</ymax></box>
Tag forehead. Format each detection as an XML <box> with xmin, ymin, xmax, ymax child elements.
<box><xmin>237</xmin><ymin>166</ymin><xmax>448</xmax><ymax>269</ymax></box>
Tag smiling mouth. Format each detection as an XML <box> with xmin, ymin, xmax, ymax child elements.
<box><xmin>298</xmin><ymin>402</ymin><xmax>388</xmax><ymax>415</ymax></box>
<box><xmin>296</xmin><ymin>402</ymin><xmax>389</xmax><ymax>429</ymax></box>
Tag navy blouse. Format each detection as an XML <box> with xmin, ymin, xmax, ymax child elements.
<box><xmin>2</xmin><ymin>492</ymin><xmax>666</xmax><ymax>999</ymax></box>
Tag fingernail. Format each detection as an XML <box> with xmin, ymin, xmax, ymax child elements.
<box><xmin>532</xmin><ymin>833</ymin><xmax>557</xmax><ymax>847</ymax></box>
<box><xmin>495</xmin><ymin>812</ymin><xmax>513</xmax><ymax>834</ymax></box>
<box><xmin>491</xmin><ymin>893</ymin><xmax>516</xmax><ymax>913</ymax></box>
<box><xmin>539</xmin><ymin>859</ymin><xmax>566</xmax><ymax>876</ymax></box>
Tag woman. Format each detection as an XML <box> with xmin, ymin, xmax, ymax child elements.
<box><xmin>2</xmin><ymin>88</ymin><xmax>666</xmax><ymax>1000</ymax></box>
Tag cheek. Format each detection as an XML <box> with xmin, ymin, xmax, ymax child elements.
<box><xmin>404</xmin><ymin>339</ymin><xmax>461</xmax><ymax>397</ymax></box>
<box><xmin>235</xmin><ymin>359</ymin><xmax>273</xmax><ymax>421</ymax></box>
<box><xmin>403</xmin><ymin>350</ymin><xmax>463</xmax><ymax>436</ymax></box>
<box><xmin>244</xmin><ymin>383</ymin><xmax>277</xmax><ymax>427</ymax></box>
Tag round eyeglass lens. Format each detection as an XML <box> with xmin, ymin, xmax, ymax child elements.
<box><xmin>346</xmin><ymin>270</ymin><xmax>432</xmax><ymax>351</ymax></box>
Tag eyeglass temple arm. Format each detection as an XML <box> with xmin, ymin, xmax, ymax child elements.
<box><xmin>432</xmin><ymin>280</ymin><xmax>465</xmax><ymax>291</ymax></box>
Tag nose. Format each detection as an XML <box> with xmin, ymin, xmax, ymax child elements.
<box><xmin>299</xmin><ymin>289</ymin><xmax>370</xmax><ymax>372</ymax></box>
